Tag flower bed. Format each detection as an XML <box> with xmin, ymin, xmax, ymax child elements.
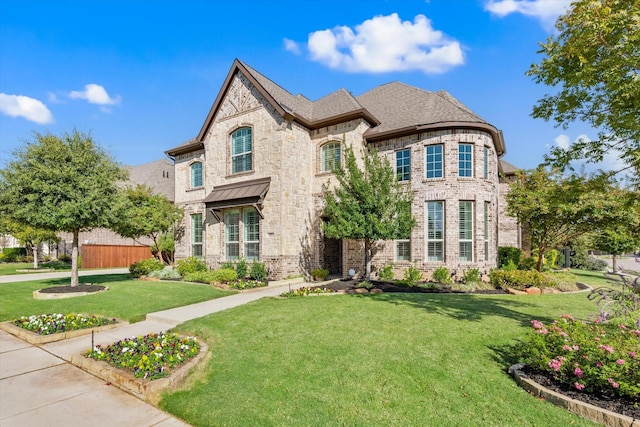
<box><xmin>516</xmin><ymin>315</ymin><xmax>640</xmax><ymax>401</ymax></box>
<box><xmin>280</xmin><ymin>286</ymin><xmax>335</xmax><ymax>297</ymax></box>
<box><xmin>13</xmin><ymin>313</ymin><xmax>117</xmax><ymax>335</ymax></box>
<box><xmin>228</xmin><ymin>279</ymin><xmax>267</xmax><ymax>290</ymax></box>
<box><xmin>85</xmin><ymin>332</ymin><xmax>200</xmax><ymax>380</ymax></box>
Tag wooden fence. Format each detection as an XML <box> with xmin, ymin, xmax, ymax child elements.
<box><xmin>81</xmin><ymin>244</ymin><xmax>152</xmax><ymax>268</ymax></box>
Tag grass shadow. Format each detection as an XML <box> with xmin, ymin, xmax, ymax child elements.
<box><xmin>38</xmin><ymin>273</ymin><xmax>134</xmax><ymax>287</ymax></box>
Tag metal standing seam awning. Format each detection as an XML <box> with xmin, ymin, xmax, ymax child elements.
<box><xmin>204</xmin><ymin>177</ymin><xmax>271</xmax><ymax>220</ymax></box>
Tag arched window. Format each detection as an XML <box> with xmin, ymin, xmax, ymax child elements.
<box><xmin>321</xmin><ymin>142</ymin><xmax>340</xmax><ymax>172</ymax></box>
<box><xmin>231</xmin><ymin>127</ymin><xmax>252</xmax><ymax>173</ymax></box>
<box><xmin>190</xmin><ymin>162</ymin><xmax>203</xmax><ymax>188</ymax></box>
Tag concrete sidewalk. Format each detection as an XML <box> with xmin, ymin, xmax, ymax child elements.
<box><xmin>0</xmin><ymin>275</ymin><xmax>308</xmax><ymax>426</ymax></box>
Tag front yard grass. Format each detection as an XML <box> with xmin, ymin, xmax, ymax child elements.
<box><xmin>162</xmin><ymin>290</ymin><xmax>602</xmax><ymax>426</ymax></box>
<box><xmin>0</xmin><ymin>261</ymin><xmax>71</xmax><ymax>275</ymax></box>
<box><xmin>0</xmin><ymin>274</ymin><xmax>235</xmax><ymax>323</ymax></box>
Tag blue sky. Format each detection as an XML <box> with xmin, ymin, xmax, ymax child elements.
<box><xmin>1</xmin><ymin>0</ymin><xmax>612</xmax><ymax>171</ymax></box>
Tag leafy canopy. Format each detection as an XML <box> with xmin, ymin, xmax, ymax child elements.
<box><xmin>322</xmin><ymin>145</ymin><xmax>416</xmax><ymax>279</ymax></box>
<box><xmin>527</xmin><ymin>0</ymin><xmax>640</xmax><ymax>181</ymax></box>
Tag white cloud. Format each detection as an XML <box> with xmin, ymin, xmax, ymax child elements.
<box><xmin>0</xmin><ymin>93</ymin><xmax>53</xmax><ymax>124</ymax></box>
<box><xmin>306</xmin><ymin>13</ymin><xmax>464</xmax><ymax>74</ymax></box>
<box><xmin>283</xmin><ymin>38</ymin><xmax>301</xmax><ymax>55</ymax></box>
<box><xmin>485</xmin><ymin>0</ymin><xmax>572</xmax><ymax>29</ymax></box>
<box><xmin>69</xmin><ymin>84</ymin><xmax>120</xmax><ymax>105</ymax></box>
<box><xmin>553</xmin><ymin>134</ymin><xmax>571</xmax><ymax>150</ymax></box>
<box><xmin>552</xmin><ymin>133</ymin><xmax>628</xmax><ymax>176</ymax></box>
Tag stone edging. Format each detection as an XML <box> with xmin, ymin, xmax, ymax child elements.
<box><xmin>0</xmin><ymin>320</ymin><xmax>127</xmax><ymax>345</ymax></box>
<box><xmin>33</xmin><ymin>286</ymin><xmax>109</xmax><ymax>300</ymax></box>
<box><xmin>70</xmin><ymin>340</ymin><xmax>209</xmax><ymax>405</ymax></box>
<box><xmin>508</xmin><ymin>363</ymin><xmax>640</xmax><ymax>427</ymax></box>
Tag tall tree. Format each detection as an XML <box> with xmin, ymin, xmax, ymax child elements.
<box><xmin>527</xmin><ymin>0</ymin><xmax>640</xmax><ymax>182</ymax></box>
<box><xmin>593</xmin><ymin>198</ymin><xmax>640</xmax><ymax>271</ymax></box>
<box><xmin>0</xmin><ymin>130</ymin><xmax>128</xmax><ymax>286</ymax></box>
<box><xmin>322</xmin><ymin>145</ymin><xmax>416</xmax><ymax>279</ymax></box>
<box><xmin>111</xmin><ymin>185</ymin><xmax>183</xmax><ymax>264</ymax></box>
<box><xmin>506</xmin><ymin>167</ymin><xmax>626</xmax><ymax>271</ymax></box>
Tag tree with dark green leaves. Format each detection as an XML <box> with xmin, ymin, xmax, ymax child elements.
<box><xmin>593</xmin><ymin>199</ymin><xmax>640</xmax><ymax>271</ymax></box>
<box><xmin>527</xmin><ymin>0</ymin><xmax>640</xmax><ymax>183</ymax></box>
<box><xmin>0</xmin><ymin>218</ymin><xmax>59</xmax><ymax>269</ymax></box>
<box><xmin>111</xmin><ymin>185</ymin><xmax>183</xmax><ymax>264</ymax></box>
<box><xmin>506</xmin><ymin>167</ymin><xmax>629</xmax><ymax>271</ymax></box>
<box><xmin>322</xmin><ymin>145</ymin><xmax>416</xmax><ymax>280</ymax></box>
<box><xmin>0</xmin><ymin>130</ymin><xmax>128</xmax><ymax>286</ymax></box>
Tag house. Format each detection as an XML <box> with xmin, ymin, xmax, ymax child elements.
<box><xmin>166</xmin><ymin>59</ymin><xmax>520</xmax><ymax>280</ymax></box>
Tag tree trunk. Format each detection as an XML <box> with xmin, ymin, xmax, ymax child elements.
<box><xmin>536</xmin><ymin>247</ymin><xmax>545</xmax><ymax>272</ymax></box>
<box><xmin>612</xmin><ymin>254</ymin><xmax>618</xmax><ymax>271</ymax></box>
<box><xmin>71</xmin><ymin>229</ymin><xmax>80</xmax><ymax>287</ymax></box>
<box><xmin>364</xmin><ymin>239</ymin><xmax>372</xmax><ymax>280</ymax></box>
<box><xmin>153</xmin><ymin>235</ymin><xmax>165</xmax><ymax>264</ymax></box>
<box><xmin>32</xmin><ymin>246</ymin><xmax>38</xmax><ymax>269</ymax></box>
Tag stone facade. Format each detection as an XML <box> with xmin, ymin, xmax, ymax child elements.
<box><xmin>167</xmin><ymin>60</ymin><xmax>521</xmax><ymax>280</ymax></box>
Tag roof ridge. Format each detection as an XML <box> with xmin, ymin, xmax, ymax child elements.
<box><xmin>434</xmin><ymin>90</ymin><xmax>485</xmax><ymax>123</ymax></box>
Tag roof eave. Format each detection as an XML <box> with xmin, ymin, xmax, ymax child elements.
<box><xmin>165</xmin><ymin>141</ymin><xmax>205</xmax><ymax>158</ymax></box>
<box><xmin>292</xmin><ymin>108</ymin><xmax>380</xmax><ymax>130</ymax></box>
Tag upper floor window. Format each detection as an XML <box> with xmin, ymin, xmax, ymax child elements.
<box><xmin>231</xmin><ymin>127</ymin><xmax>252</xmax><ymax>174</ymax></box>
<box><xmin>426</xmin><ymin>145</ymin><xmax>443</xmax><ymax>179</ymax></box>
<box><xmin>396</xmin><ymin>149</ymin><xmax>411</xmax><ymax>181</ymax></box>
<box><xmin>190</xmin><ymin>162</ymin><xmax>203</xmax><ymax>188</ymax></box>
<box><xmin>321</xmin><ymin>142</ymin><xmax>341</xmax><ymax>172</ymax></box>
<box><xmin>459</xmin><ymin>143</ymin><xmax>473</xmax><ymax>177</ymax></box>
<box><xmin>483</xmin><ymin>147</ymin><xmax>489</xmax><ymax>179</ymax></box>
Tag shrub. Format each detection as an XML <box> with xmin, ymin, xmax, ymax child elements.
<box><xmin>532</xmin><ymin>248</ymin><xmax>560</xmax><ymax>270</ymax></box>
<box><xmin>518</xmin><ymin>256</ymin><xmax>537</xmax><ymax>271</ymax></box>
<box><xmin>588</xmin><ymin>276</ymin><xmax>640</xmax><ymax>325</ymax></box>
<box><xmin>129</xmin><ymin>258</ymin><xmax>164</xmax><ymax>278</ymax></box>
<box><xmin>377</xmin><ymin>263</ymin><xmax>394</xmax><ymax>282</ymax></box>
<box><xmin>211</xmin><ymin>268</ymin><xmax>238</xmax><ymax>283</ymax></box>
<box><xmin>58</xmin><ymin>254</ymin><xmax>72</xmax><ymax>263</ymax></box>
<box><xmin>433</xmin><ymin>266</ymin><xmax>451</xmax><ymax>285</ymax></box>
<box><xmin>311</xmin><ymin>268</ymin><xmax>329</xmax><ymax>280</ymax></box>
<box><xmin>183</xmin><ymin>271</ymin><xmax>217</xmax><ymax>284</ymax></box>
<box><xmin>249</xmin><ymin>261</ymin><xmax>268</xmax><ymax>281</ymax></box>
<box><xmin>489</xmin><ymin>269</ymin><xmax>555</xmax><ymax>290</ymax></box>
<box><xmin>573</xmin><ymin>256</ymin><xmax>608</xmax><ymax>271</ymax></box>
<box><xmin>2</xmin><ymin>247</ymin><xmax>27</xmax><ymax>262</ymax></box>
<box><xmin>498</xmin><ymin>246</ymin><xmax>521</xmax><ymax>268</ymax></box>
<box><xmin>462</xmin><ymin>267</ymin><xmax>481</xmax><ymax>284</ymax></box>
<box><xmin>280</xmin><ymin>286</ymin><xmax>334</xmax><ymax>297</ymax></box>
<box><xmin>503</xmin><ymin>260</ymin><xmax>518</xmax><ymax>271</ymax></box>
<box><xmin>357</xmin><ymin>281</ymin><xmax>373</xmax><ymax>290</ymax></box>
<box><xmin>220</xmin><ymin>261</ymin><xmax>235</xmax><ymax>270</ymax></box>
<box><xmin>401</xmin><ymin>262</ymin><xmax>422</xmax><ymax>287</ymax></box>
<box><xmin>176</xmin><ymin>256</ymin><xmax>207</xmax><ymax>277</ymax></box>
<box><xmin>235</xmin><ymin>258</ymin><xmax>248</xmax><ymax>279</ymax></box>
<box><xmin>228</xmin><ymin>279</ymin><xmax>267</xmax><ymax>290</ymax></box>
<box><xmin>545</xmin><ymin>271</ymin><xmax>580</xmax><ymax>292</ymax></box>
<box><xmin>147</xmin><ymin>266</ymin><xmax>182</xmax><ymax>280</ymax></box>
<box><xmin>516</xmin><ymin>315</ymin><xmax>640</xmax><ymax>400</ymax></box>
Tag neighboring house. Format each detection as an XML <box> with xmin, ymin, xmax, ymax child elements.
<box><xmin>166</xmin><ymin>59</ymin><xmax>521</xmax><ymax>280</ymax></box>
<box><xmin>57</xmin><ymin>158</ymin><xmax>175</xmax><ymax>254</ymax></box>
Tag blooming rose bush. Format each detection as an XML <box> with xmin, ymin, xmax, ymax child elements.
<box><xmin>12</xmin><ymin>313</ymin><xmax>116</xmax><ymax>335</ymax></box>
<box><xmin>518</xmin><ymin>315</ymin><xmax>640</xmax><ymax>400</ymax></box>
<box><xmin>86</xmin><ymin>332</ymin><xmax>200</xmax><ymax>380</ymax></box>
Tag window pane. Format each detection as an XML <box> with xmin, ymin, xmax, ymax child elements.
<box><xmin>244</xmin><ymin>207</ymin><xmax>260</xmax><ymax>260</ymax></box>
<box><xmin>396</xmin><ymin>149</ymin><xmax>410</xmax><ymax>181</ymax></box>
<box><xmin>322</xmin><ymin>142</ymin><xmax>341</xmax><ymax>172</ymax></box>
<box><xmin>426</xmin><ymin>145</ymin><xmax>443</xmax><ymax>178</ymax></box>
<box><xmin>459</xmin><ymin>144</ymin><xmax>473</xmax><ymax>177</ymax></box>
<box><xmin>231</xmin><ymin>128</ymin><xmax>252</xmax><ymax>173</ymax></box>
<box><xmin>225</xmin><ymin>210</ymin><xmax>240</xmax><ymax>260</ymax></box>
<box><xmin>191</xmin><ymin>162</ymin><xmax>202</xmax><ymax>188</ymax></box>
<box><xmin>396</xmin><ymin>241</ymin><xmax>410</xmax><ymax>261</ymax></box>
<box><xmin>459</xmin><ymin>201</ymin><xmax>473</xmax><ymax>262</ymax></box>
<box><xmin>191</xmin><ymin>213</ymin><xmax>203</xmax><ymax>258</ymax></box>
<box><xmin>427</xmin><ymin>201</ymin><xmax>444</xmax><ymax>261</ymax></box>
<box><xmin>483</xmin><ymin>147</ymin><xmax>488</xmax><ymax>179</ymax></box>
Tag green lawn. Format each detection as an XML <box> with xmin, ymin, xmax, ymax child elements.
<box><xmin>0</xmin><ymin>261</ymin><xmax>71</xmax><ymax>275</ymax></box>
<box><xmin>161</xmin><ymin>289</ymin><xmax>604</xmax><ymax>426</ymax></box>
<box><xmin>0</xmin><ymin>274</ymin><xmax>235</xmax><ymax>323</ymax></box>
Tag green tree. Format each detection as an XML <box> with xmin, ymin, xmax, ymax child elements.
<box><xmin>0</xmin><ymin>130</ymin><xmax>128</xmax><ymax>286</ymax></box>
<box><xmin>111</xmin><ymin>185</ymin><xmax>183</xmax><ymax>264</ymax></box>
<box><xmin>322</xmin><ymin>145</ymin><xmax>416</xmax><ymax>280</ymax></box>
<box><xmin>0</xmin><ymin>218</ymin><xmax>58</xmax><ymax>269</ymax></box>
<box><xmin>593</xmin><ymin>198</ymin><xmax>640</xmax><ymax>271</ymax></box>
<box><xmin>527</xmin><ymin>0</ymin><xmax>640</xmax><ymax>182</ymax></box>
<box><xmin>506</xmin><ymin>167</ymin><xmax>626</xmax><ymax>271</ymax></box>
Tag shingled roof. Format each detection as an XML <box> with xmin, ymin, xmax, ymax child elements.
<box><xmin>166</xmin><ymin>59</ymin><xmax>505</xmax><ymax>156</ymax></box>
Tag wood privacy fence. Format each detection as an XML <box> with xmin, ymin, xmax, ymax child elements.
<box><xmin>81</xmin><ymin>244</ymin><xmax>152</xmax><ymax>268</ymax></box>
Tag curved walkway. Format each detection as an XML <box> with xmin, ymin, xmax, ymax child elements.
<box><xmin>0</xmin><ymin>273</ymin><xmax>308</xmax><ymax>427</ymax></box>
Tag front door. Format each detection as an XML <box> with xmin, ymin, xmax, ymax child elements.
<box><xmin>322</xmin><ymin>237</ymin><xmax>342</xmax><ymax>276</ymax></box>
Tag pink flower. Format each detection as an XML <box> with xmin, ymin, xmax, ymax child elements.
<box><xmin>561</xmin><ymin>314</ymin><xmax>574</xmax><ymax>320</ymax></box>
<box><xmin>536</xmin><ymin>328</ymin><xmax>548</xmax><ymax>334</ymax></box>
<box><xmin>574</xmin><ymin>367</ymin><xmax>583</xmax><ymax>378</ymax></box>
<box><xmin>573</xmin><ymin>345</ymin><xmax>579</xmax><ymax>351</ymax></box>
<box><xmin>596</xmin><ymin>362</ymin><xmax>603</xmax><ymax>367</ymax></box>
<box><xmin>531</xmin><ymin>320</ymin><xmax>544</xmax><ymax>329</ymax></box>
<box><xmin>562</xmin><ymin>345</ymin><xmax>572</xmax><ymax>351</ymax></box>
<box><xmin>559</xmin><ymin>331</ymin><xmax>568</xmax><ymax>337</ymax></box>
<box><xmin>574</xmin><ymin>382</ymin><xmax>585</xmax><ymax>390</ymax></box>
<box><xmin>548</xmin><ymin>358</ymin><xmax>564</xmax><ymax>371</ymax></box>
<box><xmin>595</xmin><ymin>337</ymin><xmax>601</xmax><ymax>342</ymax></box>
<box><xmin>616</xmin><ymin>359</ymin><xmax>625</xmax><ymax>365</ymax></box>
<box><xmin>618</xmin><ymin>324</ymin><xmax>627</xmax><ymax>330</ymax></box>
<box><xmin>629</xmin><ymin>351</ymin><xmax>636</xmax><ymax>359</ymax></box>
<box><xmin>608</xmin><ymin>378</ymin><xmax>619</xmax><ymax>388</ymax></box>
<box><xmin>599</xmin><ymin>345</ymin><xmax>614</xmax><ymax>353</ymax></box>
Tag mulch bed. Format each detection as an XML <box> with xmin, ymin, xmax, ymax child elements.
<box><xmin>315</xmin><ymin>279</ymin><xmax>508</xmax><ymax>294</ymax></box>
<box><xmin>523</xmin><ymin>366</ymin><xmax>640</xmax><ymax>419</ymax></box>
<box><xmin>38</xmin><ymin>284</ymin><xmax>106</xmax><ymax>294</ymax></box>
